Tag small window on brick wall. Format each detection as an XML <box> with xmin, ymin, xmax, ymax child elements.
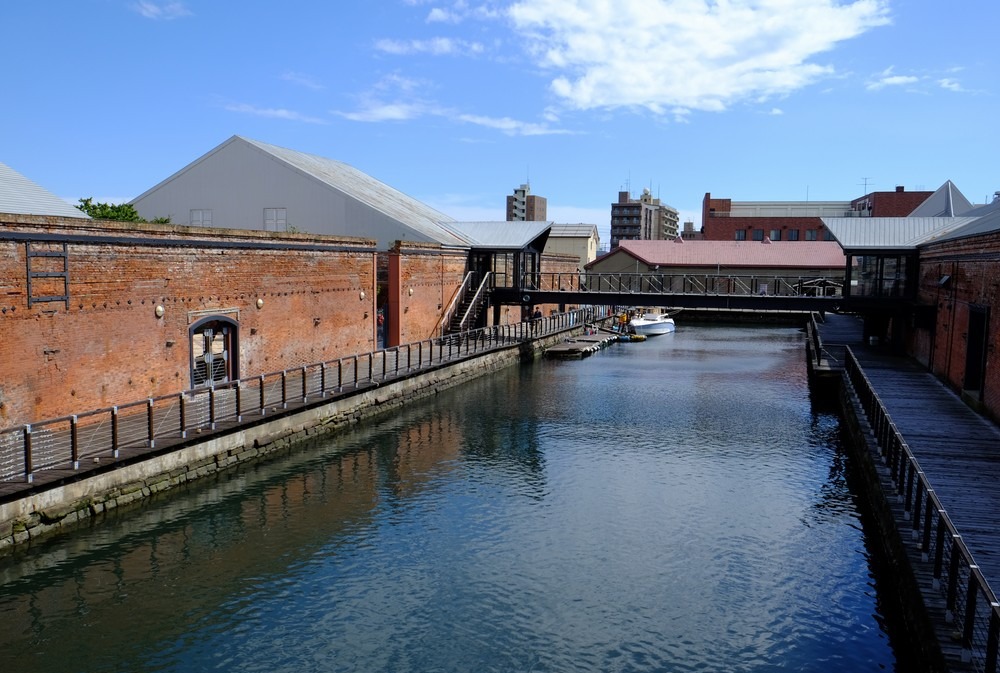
<box><xmin>805</xmin><ymin>230</ymin><xmax>818</xmax><ymax>241</ymax></box>
<box><xmin>735</xmin><ymin>230</ymin><xmax>747</xmax><ymax>241</ymax></box>
<box><xmin>751</xmin><ymin>229</ymin><xmax>764</xmax><ymax>241</ymax></box>
<box><xmin>787</xmin><ymin>230</ymin><xmax>800</xmax><ymax>241</ymax></box>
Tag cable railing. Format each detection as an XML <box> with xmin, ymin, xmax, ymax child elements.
<box><xmin>0</xmin><ymin>307</ymin><xmax>607</xmax><ymax>487</ymax></box>
<box><xmin>844</xmin><ymin>347</ymin><xmax>1000</xmax><ymax>672</ymax></box>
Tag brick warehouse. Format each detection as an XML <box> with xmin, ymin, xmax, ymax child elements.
<box><xmin>912</xmin><ymin>225</ymin><xmax>1000</xmax><ymax>419</ymax></box>
<box><xmin>0</xmin><ymin>214</ymin><xmax>378</xmax><ymax>429</ymax></box>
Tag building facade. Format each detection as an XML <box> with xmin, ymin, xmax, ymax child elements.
<box><xmin>131</xmin><ymin>136</ymin><xmax>468</xmax><ymax>251</ymax></box>
<box><xmin>506</xmin><ymin>184</ymin><xmax>547</xmax><ymax>222</ymax></box>
<box><xmin>543</xmin><ymin>223</ymin><xmax>600</xmax><ymax>269</ymax></box>
<box><xmin>610</xmin><ymin>189</ymin><xmax>679</xmax><ymax>248</ymax></box>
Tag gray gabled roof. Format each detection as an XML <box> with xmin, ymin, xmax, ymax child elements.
<box><xmin>908</xmin><ymin>180</ymin><xmax>974</xmax><ymax>217</ymax></box>
<box><xmin>929</xmin><ymin>206</ymin><xmax>1000</xmax><ymax>244</ymax></box>
<box><xmin>550</xmin><ymin>223</ymin><xmax>598</xmax><ymax>238</ymax></box>
<box><xmin>238</xmin><ymin>137</ymin><xmax>469</xmax><ymax>247</ymax></box>
<box><xmin>822</xmin><ymin>216</ymin><xmax>978</xmax><ymax>252</ymax></box>
<box><xmin>444</xmin><ymin>221</ymin><xmax>551</xmax><ymax>250</ymax></box>
<box><xmin>0</xmin><ymin>161</ymin><xmax>91</xmax><ymax>219</ymax></box>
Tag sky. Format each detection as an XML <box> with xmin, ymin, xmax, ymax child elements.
<box><xmin>2</xmin><ymin>0</ymin><xmax>998</xmax><ymax>245</ymax></box>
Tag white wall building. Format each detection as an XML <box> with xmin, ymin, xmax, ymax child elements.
<box><xmin>131</xmin><ymin>136</ymin><xmax>468</xmax><ymax>249</ymax></box>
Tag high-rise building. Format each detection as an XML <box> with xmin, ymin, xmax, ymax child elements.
<box><xmin>506</xmin><ymin>183</ymin><xmax>547</xmax><ymax>221</ymax></box>
<box><xmin>610</xmin><ymin>189</ymin><xmax>679</xmax><ymax>248</ymax></box>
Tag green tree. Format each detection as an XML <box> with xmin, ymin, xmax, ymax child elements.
<box><xmin>76</xmin><ymin>198</ymin><xmax>170</xmax><ymax>223</ymax></box>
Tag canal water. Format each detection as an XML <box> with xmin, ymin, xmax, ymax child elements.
<box><xmin>0</xmin><ymin>325</ymin><xmax>899</xmax><ymax>672</ymax></box>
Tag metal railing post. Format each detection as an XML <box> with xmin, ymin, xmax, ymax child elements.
<box><xmin>179</xmin><ymin>395</ymin><xmax>188</xmax><ymax>437</ymax></box>
<box><xmin>111</xmin><ymin>407</ymin><xmax>120</xmax><ymax>457</ymax></box>
<box><xmin>147</xmin><ymin>398</ymin><xmax>155</xmax><ymax>448</ymax></box>
<box><xmin>281</xmin><ymin>370</ymin><xmax>288</xmax><ymax>408</ymax></box>
<box><xmin>209</xmin><ymin>387</ymin><xmax>217</xmax><ymax>429</ymax></box>
<box><xmin>70</xmin><ymin>415</ymin><xmax>80</xmax><ymax>469</ymax></box>
<box><xmin>23</xmin><ymin>425</ymin><xmax>33</xmax><ymax>483</ymax></box>
<box><xmin>259</xmin><ymin>375</ymin><xmax>267</xmax><ymax>415</ymax></box>
<box><xmin>933</xmin><ymin>515</ymin><xmax>946</xmax><ymax>587</ymax></box>
<box><xmin>235</xmin><ymin>384</ymin><xmax>243</xmax><ymax>422</ymax></box>
<box><xmin>302</xmin><ymin>366</ymin><xmax>309</xmax><ymax>402</ymax></box>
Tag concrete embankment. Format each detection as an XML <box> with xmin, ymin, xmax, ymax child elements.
<box><xmin>0</xmin><ymin>330</ymin><xmax>576</xmax><ymax>554</ymax></box>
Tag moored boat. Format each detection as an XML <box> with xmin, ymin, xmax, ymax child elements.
<box><xmin>629</xmin><ymin>312</ymin><xmax>676</xmax><ymax>336</ymax></box>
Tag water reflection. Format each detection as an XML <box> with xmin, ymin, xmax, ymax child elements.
<box><xmin>0</xmin><ymin>325</ymin><xmax>898</xmax><ymax>673</ymax></box>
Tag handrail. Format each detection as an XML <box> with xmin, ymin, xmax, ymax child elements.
<box><xmin>0</xmin><ymin>306</ymin><xmax>610</xmax><ymax>488</ymax></box>
<box><xmin>515</xmin><ymin>272</ymin><xmax>843</xmax><ymax>298</ymax></box>
<box><xmin>435</xmin><ymin>270</ymin><xmax>475</xmax><ymax>337</ymax></box>
<box><xmin>455</xmin><ymin>272</ymin><xmax>492</xmax><ymax>332</ymax></box>
<box><xmin>844</xmin><ymin>347</ymin><xmax>1000</xmax><ymax>671</ymax></box>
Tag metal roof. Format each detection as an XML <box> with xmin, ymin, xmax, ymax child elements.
<box><xmin>0</xmin><ymin>161</ymin><xmax>91</xmax><ymax>219</ymax></box>
<box><xmin>238</xmin><ymin>137</ymin><xmax>470</xmax><ymax>247</ymax></box>
<box><xmin>593</xmin><ymin>239</ymin><xmax>845</xmax><ymax>269</ymax></box>
<box><xmin>444</xmin><ymin>221</ymin><xmax>551</xmax><ymax>250</ymax></box>
<box><xmin>822</xmin><ymin>217</ymin><xmax>977</xmax><ymax>252</ymax></box>
<box><xmin>929</xmin><ymin>207</ymin><xmax>1000</xmax><ymax>244</ymax></box>
<box><xmin>549</xmin><ymin>223</ymin><xmax>598</xmax><ymax>238</ymax></box>
<box><xmin>908</xmin><ymin>180</ymin><xmax>974</xmax><ymax>217</ymax></box>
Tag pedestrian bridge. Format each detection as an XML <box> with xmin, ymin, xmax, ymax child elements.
<box><xmin>491</xmin><ymin>271</ymin><xmax>848</xmax><ymax>312</ymax></box>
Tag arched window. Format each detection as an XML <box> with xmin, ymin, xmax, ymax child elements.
<box><xmin>189</xmin><ymin>316</ymin><xmax>239</xmax><ymax>388</ymax></box>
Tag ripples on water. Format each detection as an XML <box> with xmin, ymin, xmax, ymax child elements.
<box><xmin>0</xmin><ymin>325</ymin><xmax>896</xmax><ymax>672</ymax></box>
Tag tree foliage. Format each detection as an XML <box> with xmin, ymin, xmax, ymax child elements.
<box><xmin>76</xmin><ymin>198</ymin><xmax>170</xmax><ymax>223</ymax></box>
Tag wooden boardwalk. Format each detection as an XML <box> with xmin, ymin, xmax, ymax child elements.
<box><xmin>851</xmin><ymin>348</ymin><xmax>1000</xmax><ymax>583</ymax></box>
<box><xmin>816</xmin><ymin>314</ymin><xmax>1000</xmax><ymax>671</ymax></box>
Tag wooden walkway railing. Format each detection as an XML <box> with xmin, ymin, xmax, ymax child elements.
<box><xmin>845</xmin><ymin>347</ymin><xmax>1000</xmax><ymax>671</ymax></box>
<box><xmin>0</xmin><ymin>307</ymin><xmax>607</xmax><ymax>497</ymax></box>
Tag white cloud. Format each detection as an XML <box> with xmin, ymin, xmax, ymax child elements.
<box><xmin>866</xmin><ymin>73</ymin><xmax>919</xmax><ymax>90</ymax></box>
<box><xmin>424</xmin><ymin>2</ymin><xmax>503</xmax><ymax>23</ymax></box>
<box><xmin>456</xmin><ymin>113</ymin><xmax>573</xmax><ymax>136</ymax></box>
<box><xmin>375</xmin><ymin>37</ymin><xmax>484</xmax><ymax>56</ymax></box>
<box><xmin>507</xmin><ymin>0</ymin><xmax>891</xmax><ymax>114</ymax></box>
<box><xmin>131</xmin><ymin>1</ymin><xmax>191</xmax><ymax>20</ymax></box>
<box><xmin>225</xmin><ymin>103</ymin><xmax>328</xmax><ymax>124</ymax></box>
<box><xmin>336</xmin><ymin>75</ymin><xmax>566</xmax><ymax>136</ymax></box>
<box><xmin>937</xmin><ymin>78</ymin><xmax>964</xmax><ymax>92</ymax></box>
<box><xmin>281</xmin><ymin>71</ymin><xmax>325</xmax><ymax>91</ymax></box>
<box><xmin>337</xmin><ymin>101</ymin><xmax>437</xmax><ymax>122</ymax></box>
<box><xmin>769</xmin><ymin>108</ymin><xmax>785</xmax><ymax>115</ymax></box>
<box><xmin>428</xmin><ymin>7</ymin><xmax>461</xmax><ymax>23</ymax></box>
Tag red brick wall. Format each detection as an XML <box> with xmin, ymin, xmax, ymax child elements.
<box><xmin>702</xmin><ymin>216</ymin><xmax>826</xmax><ymax>241</ymax></box>
<box><xmin>0</xmin><ymin>215</ymin><xmax>376</xmax><ymax>428</ymax></box>
<box><xmin>913</xmin><ymin>231</ymin><xmax>1000</xmax><ymax>418</ymax></box>
<box><xmin>851</xmin><ymin>190</ymin><xmax>931</xmax><ymax>217</ymax></box>
<box><xmin>387</xmin><ymin>242</ymin><xmax>468</xmax><ymax>345</ymax></box>
<box><xmin>702</xmin><ymin>193</ymin><xmax>731</xmax><ymax>224</ymax></box>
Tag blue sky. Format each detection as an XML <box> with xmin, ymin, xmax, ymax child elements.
<box><xmin>2</xmin><ymin>0</ymin><xmax>997</xmax><ymax>244</ymax></box>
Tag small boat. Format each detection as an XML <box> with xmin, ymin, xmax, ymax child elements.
<box><xmin>629</xmin><ymin>312</ymin><xmax>676</xmax><ymax>336</ymax></box>
<box><xmin>617</xmin><ymin>333</ymin><xmax>647</xmax><ymax>342</ymax></box>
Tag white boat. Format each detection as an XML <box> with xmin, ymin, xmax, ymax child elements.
<box><xmin>629</xmin><ymin>312</ymin><xmax>676</xmax><ymax>336</ymax></box>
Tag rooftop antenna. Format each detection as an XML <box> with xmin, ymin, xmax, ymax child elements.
<box><xmin>859</xmin><ymin>177</ymin><xmax>874</xmax><ymax>194</ymax></box>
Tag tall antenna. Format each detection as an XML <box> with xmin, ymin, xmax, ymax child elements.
<box><xmin>859</xmin><ymin>177</ymin><xmax>874</xmax><ymax>194</ymax></box>
<box><xmin>526</xmin><ymin>165</ymin><xmax>530</xmax><ymax>188</ymax></box>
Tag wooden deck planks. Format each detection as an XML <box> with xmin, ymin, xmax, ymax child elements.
<box><xmin>820</xmin><ymin>320</ymin><xmax>1000</xmax><ymax>589</ymax></box>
